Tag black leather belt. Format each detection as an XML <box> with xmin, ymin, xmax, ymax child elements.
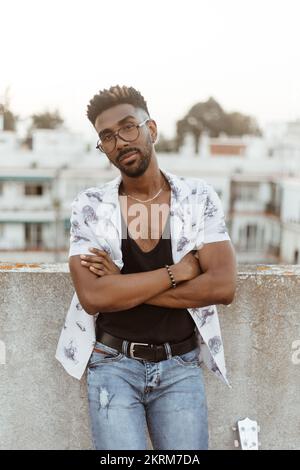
<box><xmin>95</xmin><ymin>330</ymin><xmax>198</xmax><ymax>363</ymax></box>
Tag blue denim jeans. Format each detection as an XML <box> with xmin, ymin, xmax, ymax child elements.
<box><xmin>87</xmin><ymin>340</ymin><xmax>209</xmax><ymax>450</ymax></box>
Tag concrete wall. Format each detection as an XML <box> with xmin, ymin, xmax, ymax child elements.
<box><xmin>0</xmin><ymin>263</ymin><xmax>300</xmax><ymax>450</ymax></box>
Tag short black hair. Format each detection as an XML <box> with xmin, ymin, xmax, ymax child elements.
<box><xmin>87</xmin><ymin>85</ymin><xmax>150</xmax><ymax>126</ymax></box>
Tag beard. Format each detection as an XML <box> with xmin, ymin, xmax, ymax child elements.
<box><xmin>111</xmin><ymin>136</ymin><xmax>153</xmax><ymax>178</ymax></box>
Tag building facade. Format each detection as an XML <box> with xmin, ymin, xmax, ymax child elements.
<box><xmin>0</xmin><ymin>124</ymin><xmax>300</xmax><ymax>263</ymax></box>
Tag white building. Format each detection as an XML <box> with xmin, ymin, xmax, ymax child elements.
<box><xmin>0</xmin><ymin>123</ymin><xmax>300</xmax><ymax>264</ymax></box>
<box><xmin>280</xmin><ymin>178</ymin><xmax>300</xmax><ymax>264</ymax></box>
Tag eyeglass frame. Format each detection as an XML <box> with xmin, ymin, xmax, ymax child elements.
<box><xmin>96</xmin><ymin>118</ymin><xmax>150</xmax><ymax>153</ymax></box>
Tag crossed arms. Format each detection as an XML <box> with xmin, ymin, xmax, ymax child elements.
<box><xmin>69</xmin><ymin>240</ymin><xmax>237</xmax><ymax>315</ymax></box>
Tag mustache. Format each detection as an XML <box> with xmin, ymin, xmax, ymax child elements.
<box><xmin>118</xmin><ymin>148</ymin><xmax>140</xmax><ymax>162</ymax></box>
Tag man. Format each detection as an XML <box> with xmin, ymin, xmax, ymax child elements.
<box><xmin>55</xmin><ymin>85</ymin><xmax>237</xmax><ymax>450</ymax></box>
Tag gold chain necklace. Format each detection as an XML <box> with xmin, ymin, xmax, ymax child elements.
<box><xmin>120</xmin><ymin>182</ymin><xmax>165</xmax><ymax>203</ymax></box>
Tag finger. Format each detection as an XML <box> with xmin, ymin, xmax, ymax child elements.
<box><xmin>90</xmin><ymin>262</ymin><xmax>104</xmax><ymax>270</ymax></box>
<box><xmin>80</xmin><ymin>260</ymin><xmax>90</xmax><ymax>267</ymax></box>
<box><xmin>80</xmin><ymin>255</ymin><xmax>104</xmax><ymax>263</ymax></box>
<box><xmin>99</xmin><ymin>257</ymin><xmax>111</xmax><ymax>270</ymax></box>
<box><xmin>89</xmin><ymin>248</ymin><xmax>109</xmax><ymax>258</ymax></box>
<box><xmin>88</xmin><ymin>254</ymin><xmax>110</xmax><ymax>269</ymax></box>
<box><xmin>81</xmin><ymin>260</ymin><xmax>104</xmax><ymax>270</ymax></box>
<box><xmin>89</xmin><ymin>266</ymin><xmax>105</xmax><ymax>276</ymax></box>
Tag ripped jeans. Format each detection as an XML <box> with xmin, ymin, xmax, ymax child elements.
<box><xmin>87</xmin><ymin>340</ymin><xmax>209</xmax><ymax>450</ymax></box>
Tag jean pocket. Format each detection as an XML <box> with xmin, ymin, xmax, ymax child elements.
<box><xmin>172</xmin><ymin>346</ymin><xmax>201</xmax><ymax>367</ymax></box>
<box><xmin>88</xmin><ymin>342</ymin><xmax>123</xmax><ymax>368</ymax></box>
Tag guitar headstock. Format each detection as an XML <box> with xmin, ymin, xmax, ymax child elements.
<box><xmin>232</xmin><ymin>417</ymin><xmax>260</xmax><ymax>450</ymax></box>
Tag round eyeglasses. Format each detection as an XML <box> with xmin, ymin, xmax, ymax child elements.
<box><xmin>96</xmin><ymin>118</ymin><xmax>150</xmax><ymax>153</ymax></box>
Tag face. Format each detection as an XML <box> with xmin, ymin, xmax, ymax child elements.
<box><xmin>94</xmin><ymin>103</ymin><xmax>157</xmax><ymax>178</ymax></box>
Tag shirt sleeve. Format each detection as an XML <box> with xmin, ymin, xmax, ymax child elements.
<box><xmin>68</xmin><ymin>191</ymin><xmax>98</xmax><ymax>258</ymax></box>
<box><xmin>203</xmin><ymin>184</ymin><xmax>231</xmax><ymax>244</ymax></box>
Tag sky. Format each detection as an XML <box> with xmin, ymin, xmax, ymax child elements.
<box><xmin>1</xmin><ymin>0</ymin><xmax>300</xmax><ymax>141</ymax></box>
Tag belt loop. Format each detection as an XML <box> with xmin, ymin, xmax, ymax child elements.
<box><xmin>164</xmin><ymin>342</ymin><xmax>172</xmax><ymax>359</ymax></box>
<box><xmin>122</xmin><ymin>340</ymin><xmax>129</xmax><ymax>355</ymax></box>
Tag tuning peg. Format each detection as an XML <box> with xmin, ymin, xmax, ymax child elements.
<box><xmin>234</xmin><ymin>440</ymin><xmax>239</xmax><ymax>448</ymax></box>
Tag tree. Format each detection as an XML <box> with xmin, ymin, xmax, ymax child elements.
<box><xmin>3</xmin><ymin>109</ymin><xmax>18</xmax><ymax>131</ymax></box>
<box><xmin>225</xmin><ymin>112</ymin><xmax>261</xmax><ymax>136</ymax></box>
<box><xmin>176</xmin><ymin>97</ymin><xmax>261</xmax><ymax>153</ymax></box>
<box><xmin>0</xmin><ymin>87</ymin><xmax>18</xmax><ymax>131</ymax></box>
<box><xmin>31</xmin><ymin>110</ymin><xmax>64</xmax><ymax>129</ymax></box>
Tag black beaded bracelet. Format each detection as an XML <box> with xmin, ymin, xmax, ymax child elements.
<box><xmin>165</xmin><ymin>264</ymin><xmax>177</xmax><ymax>288</ymax></box>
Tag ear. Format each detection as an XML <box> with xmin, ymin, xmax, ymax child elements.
<box><xmin>148</xmin><ymin>119</ymin><xmax>158</xmax><ymax>143</ymax></box>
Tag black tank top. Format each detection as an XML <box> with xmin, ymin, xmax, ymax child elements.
<box><xmin>96</xmin><ymin>211</ymin><xmax>195</xmax><ymax>344</ymax></box>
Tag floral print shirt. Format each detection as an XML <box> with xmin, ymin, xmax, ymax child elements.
<box><xmin>55</xmin><ymin>169</ymin><xmax>231</xmax><ymax>386</ymax></box>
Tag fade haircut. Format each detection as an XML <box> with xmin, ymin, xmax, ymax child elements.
<box><xmin>87</xmin><ymin>85</ymin><xmax>150</xmax><ymax>126</ymax></box>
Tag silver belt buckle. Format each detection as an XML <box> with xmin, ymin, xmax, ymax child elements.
<box><xmin>129</xmin><ymin>342</ymin><xmax>149</xmax><ymax>360</ymax></box>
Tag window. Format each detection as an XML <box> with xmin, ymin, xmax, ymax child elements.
<box><xmin>236</xmin><ymin>183</ymin><xmax>259</xmax><ymax>202</ymax></box>
<box><xmin>259</xmin><ymin>227</ymin><xmax>265</xmax><ymax>249</ymax></box>
<box><xmin>24</xmin><ymin>184</ymin><xmax>44</xmax><ymax>196</ymax></box>
<box><xmin>246</xmin><ymin>224</ymin><xmax>258</xmax><ymax>250</ymax></box>
<box><xmin>239</xmin><ymin>224</ymin><xmax>264</xmax><ymax>251</ymax></box>
<box><xmin>25</xmin><ymin>223</ymin><xmax>43</xmax><ymax>249</ymax></box>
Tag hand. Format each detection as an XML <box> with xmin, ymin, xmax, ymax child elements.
<box><xmin>80</xmin><ymin>248</ymin><xmax>121</xmax><ymax>277</ymax></box>
<box><xmin>173</xmin><ymin>250</ymin><xmax>202</xmax><ymax>282</ymax></box>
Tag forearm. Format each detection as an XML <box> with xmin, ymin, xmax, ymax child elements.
<box><xmin>146</xmin><ymin>270</ymin><xmax>233</xmax><ymax>309</ymax></box>
<box><xmin>86</xmin><ymin>264</ymin><xmax>186</xmax><ymax>314</ymax></box>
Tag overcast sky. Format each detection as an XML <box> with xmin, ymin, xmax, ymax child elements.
<box><xmin>1</xmin><ymin>0</ymin><xmax>300</xmax><ymax>140</ymax></box>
